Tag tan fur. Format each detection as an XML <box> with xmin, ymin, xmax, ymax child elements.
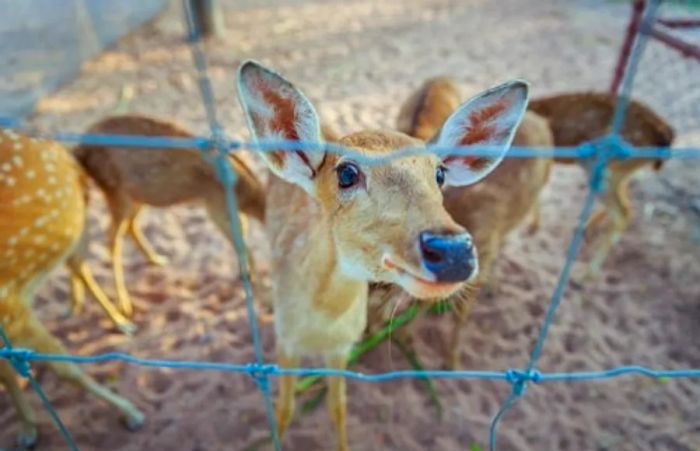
<box><xmin>529</xmin><ymin>92</ymin><xmax>675</xmax><ymax>275</ymax></box>
<box><xmin>266</xmin><ymin>130</ymin><xmax>468</xmax><ymax>451</ymax></box>
<box><xmin>236</xmin><ymin>62</ymin><xmax>530</xmax><ymax>451</ymax></box>
<box><xmin>70</xmin><ymin>114</ymin><xmax>266</xmax><ymax>323</ymax></box>
<box><xmin>397</xmin><ymin>77</ymin><xmax>462</xmax><ymax>142</ymax></box>
<box><xmin>0</xmin><ymin>129</ymin><xmax>144</xmax><ymax>447</ymax></box>
<box><xmin>373</xmin><ymin>77</ymin><xmax>554</xmax><ymax>368</ymax></box>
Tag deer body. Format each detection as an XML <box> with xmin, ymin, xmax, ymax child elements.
<box><xmin>371</xmin><ymin>77</ymin><xmax>554</xmax><ymax>369</ymax></box>
<box><xmin>0</xmin><ymin>129</ymin><xmax>143</xmax><ymax>448</ymax></box>
<box><xmin>529</xmin><ymin>92</ymin><xmax>674</xmax><ymax>276</ymax></box>
<box><xmin>71</xmin><ymin>114</ymin><xmax>265</xmax><ymax>323</ymax></box>
<box><xmin>237</xmin><ymin>61</ymin><xmax>528</xmax><ymax>450</ymax></box>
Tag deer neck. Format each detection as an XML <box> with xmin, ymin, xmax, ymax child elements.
<box><xmin>305</xmin><ymin>209</ymin><xmax>367</xmax><ymax>319</ymax></box>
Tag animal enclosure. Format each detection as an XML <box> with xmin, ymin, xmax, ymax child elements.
<box><xmin>1</xmin><ymin>1</ymin><xmax>700</xmax><ymax>450</ymax></box>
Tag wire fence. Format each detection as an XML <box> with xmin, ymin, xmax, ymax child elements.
<box><xmin>1</xmin><ymin>0</ymin><xmax>699</xmax><ymax>450</ymax></box>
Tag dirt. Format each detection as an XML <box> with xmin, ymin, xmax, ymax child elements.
<box><xmin>1</xmin><ymin>0</ymin><xmax>700</xmax><ymax>450</ymax></box>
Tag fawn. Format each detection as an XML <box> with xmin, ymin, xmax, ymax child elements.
<box><xmin>236</xmin><ymin>61</ymin><xmax>528</xmax><ymax>450</ymax></box>
<box><xmin>0</xmin><ymin>129</ymin><xmax>144</xmax><ymax>448</ymax></box>
<box><xmin>70</xmin><ymin>114</ymin><xmax>266</xmax><ymax>324</ymax></box>
<box><xmin>529</xmin><ymin>92</ymin><xmax>675</xmax><ymax>277</ymax></box>
<box><xmin>370</xmin><ymin>77</ymin><xmax>554</xmax><ymax>369</ymax></box>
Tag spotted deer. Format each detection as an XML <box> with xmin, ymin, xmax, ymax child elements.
<box><xmin>0</xmin><ymin>129</ymin><xmax>144</xmax><ymax>448</ymax></box>
<box><xmin>370</xmin><ymin>76</ymin><xmax>554</xmax><ymax>369</ymax></box>
<box><xmin>236</xmin><ymin>61</ymin><xmax>529</xmax><ymax>450</ymax></box>
<box><xmin>71</xmin><ymin>114</ymin><xmax>266</xmax><ymax>323</ymax></box>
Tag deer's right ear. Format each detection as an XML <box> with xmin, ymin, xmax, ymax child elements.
<box><xmin>237</xmin><ymin>60</ymin><xmax>324</xmax><ymax>193</ymax></box>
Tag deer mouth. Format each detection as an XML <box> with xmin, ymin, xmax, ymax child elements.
<box><xmin>383</xmin><ymin>257</ymin><xmax>463</xmax><ymax>299</ymax></box>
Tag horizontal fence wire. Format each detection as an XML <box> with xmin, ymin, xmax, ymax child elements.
<box><xmin>2</xmin><ymin>348</ymin><xmax>700</xmax><ymax>382</ymax></box>
<box><xmin>2</xmin><ymin>0</ymin><xmax>700</xmax><ymax>450</ymax></box>
<box><xmin>3</xmin><ymin>127</ymin><xmax>700</xmax><ymax>160</ymax></box>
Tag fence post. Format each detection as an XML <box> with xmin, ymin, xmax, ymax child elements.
<box><xmin>185</xmin><ymin>0</ymin><xmax>225</xmax><ymax>38</ymax></box>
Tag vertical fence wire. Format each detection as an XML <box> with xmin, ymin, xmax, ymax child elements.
<box><xmin>0</xmin><ymin>326</ymin><xmax>78</xmax><ymax>451</ymax></box>
<box><xmin>487</xmin><ymin>2</ymin><xmax>662</xmax><ymax>449</ymax></box>
<box><xmin>181</xmin><ymin>1</ymin><xmax>281</xmax><ymax>449</ymax></box>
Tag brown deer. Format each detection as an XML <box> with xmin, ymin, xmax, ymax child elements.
<box><xmin>70</xmin><ymin>114</ymin><xmax>266</xmax><ymax>323</ymax></box>
<box><xmin>529</xmin><ymin>92</ymin><xmax>674</xmax><ymax>277</ymax></box>
<box><xmin>370</xmin><ymin>76</ymin><xmax>554</xmax><ymax>369</ymax></box>
<box><xmin>0</xmin><ymin>128</ymin><xmax>144</xmax><ymax>448</ymax></box>
<box><xmin>236</xmin><ymin>61</ymin><xmax>529</xmax><ymax>450</ymax></box>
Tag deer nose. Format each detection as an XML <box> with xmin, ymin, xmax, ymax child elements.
<box><xmin>419</xmin><ymin>231</ymin><xmax>476</xmax><ymax>283</ymax></box>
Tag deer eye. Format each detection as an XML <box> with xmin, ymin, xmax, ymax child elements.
<box><xmin>336</xmin><ymin>162</ymin><xmax>362</xmax><ymax>189</ymax></box>
<box><xmin>436</xmin><ymin>166</ymin><xmax>446</xmax><ymax>187</ymax></box>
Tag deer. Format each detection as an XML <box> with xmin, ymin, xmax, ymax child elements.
<box><xmin>69</xmin><ymin>114</ymin><xmax>266</xmax><ymax>325</ymax></box>
<box><xmin>236</xmin><ymin>61</ymin><xmax>529</xmax><ymax>450</ymax></box>
<box><xmin>528</xmin><ymin>92</ymin><xmax>675</xmax><ymax>277</ymax></box>
<box><xmin>369</xmin><ymin>76</ymin><xmax>554</xmax><ymax>369</ymax></box>
<box><xmin>0</xmin><ymin>128</ymin><xmax>144</xmax><ymax>448</ymax></box>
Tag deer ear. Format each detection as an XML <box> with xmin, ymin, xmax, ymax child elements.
<box><xmin>433</xmin><ymin>80</ymin><xmax>529</xmax><ymax>187</ymax></box>
<box><xmin>237</xmin><ymin>60</ymin><xmax>324</xmax><ymax>193</ymax></box>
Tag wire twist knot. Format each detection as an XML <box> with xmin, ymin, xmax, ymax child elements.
<box><xmin>1</xmin><ymin>347</ymin><xmax>33</xmax><ymax>378</ymax></box>
<box><xmin>505</xmin><ymin>368</ymin><xmax>542</xmax><ymax>396</ymax></box>
<box><xmin>245</xmin><ymin>363</ymin><xmax>278</xmax><ymax>390</ymax></box>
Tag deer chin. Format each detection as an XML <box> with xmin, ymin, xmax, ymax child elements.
<box><xmin>382</xmin><ymin>257</ymin><xmax>465</xmax><ymax>300</ymax></box>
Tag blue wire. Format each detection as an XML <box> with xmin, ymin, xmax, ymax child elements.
<box><xmin>0</xmin><ymin>328</ymin><xmax>78</xmax><ymax>451</ymax></box>
<box><xmin>2</xmin><ymin>348</ymin><xmax>699</xmax><ymax>382</ymax></box>
<box><xmin>611</xmin><ymin>0</ymin><xmax>662</xmax><ymax>134</ymax></box>
<box><xmin>180</xmin><ymin>1</ymin><xmax>281</xmax><ymax>449</ymax></box>
<box><xmin>489</xmin><ymin>2</ymin><xmax>662</xmax><ymax>449</ymax></box>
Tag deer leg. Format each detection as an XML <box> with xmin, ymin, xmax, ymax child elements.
<box><xmin>326</xmin><ymin>353</ymin><xmax>349</xmax><ymax>451</ymax></box>
<box><xmin>0</xmin><ymin>360</ymin><xmax>38</xmax><ymax>448</ymax></box>
<box><xmin>104</xmin><ymin>193</ymin><xmax>137</xmax><ymax>316</ymax></box>
<box><xmin>446</xmin><ymin>288</ymin><xmax>478</xmax><ymax>370</ymax></box>
<box><xmin>587</xmin><ymin>174</ymin><xmax>632</xmax><ymax>277</ymax></box>
<box><xmin>205</xmin><ymin>194</ymin><xmax>258</xmax><ymax>279</ymax></box>
<box><xmin>128</xmin><ymin>207</ymin><xmax>168</xmax><ymax>267</ymax></box>
<box><xmin>584</xmin><ymin>208</ymin><xmax>608</xmax><ymax>238</ymax></box>
<box><xmin>275</xmin><ymin>351</ymin><xmax>299</xmax><ymax>441</ymax></box>
<box><xmin>526</xmin><ymin>201</ymin><xmax>541</xmax><ymax>235</ymax></box>
<box><xmin>109</xmin><ymin>219</ymin><xmax>133</xmax><ymax>316</ymax></box>
<box><xmin>65</xmin><ymin>255</ymin><xmax>137</xmax><ymax>335</ymax></box>
<box><xmin>15</xmin><ymin>314</ymin><xmax>144</xmax><ymax>430</ymax></box>
<box><xmin>66</xmin><ymin>224</ymin><xmax>92</xmax><ymax>316</ymax></box>
<box><xmin>69</xmin><ymin>269</ymin><xmax>86</xmax><ymax>315</ymax></box>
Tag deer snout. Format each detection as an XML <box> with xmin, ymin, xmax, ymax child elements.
<box><xmin>419</xmin><ymin>230</ymin><xmax>476</xmax><ymax>283</ymax></box>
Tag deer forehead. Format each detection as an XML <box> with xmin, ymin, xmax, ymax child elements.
<box><xmin>335</xmin><ymin>130</ymin><xmax>439</xmax><ymax>185</ymax></box>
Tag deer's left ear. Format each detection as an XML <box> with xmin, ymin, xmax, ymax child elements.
<box><xmin>432</xmin><ymin>80</ymin><xmax>529</xmax><ymax>187</ymax></box>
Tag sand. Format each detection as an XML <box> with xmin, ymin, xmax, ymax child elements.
<box><xmin>1</xmin><ymin>0</ymin><xmax>700</xmax><ymax>450</ymax></box>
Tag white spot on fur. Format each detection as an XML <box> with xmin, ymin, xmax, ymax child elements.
<box><xmin>34</xmin><ymin>216</ymin><xmax>48</xmax><ymax>228</ymax></box>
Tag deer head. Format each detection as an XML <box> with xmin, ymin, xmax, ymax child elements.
<box><xmin>237</xmin><ymin>61</ymin><xmax>528</xmax><ymax>299</ymax></box>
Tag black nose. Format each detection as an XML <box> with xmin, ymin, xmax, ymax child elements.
<box><xmin>419</xmin><ymin>231</ymin><xmax>476</xmax><ymax>283</ymax></box>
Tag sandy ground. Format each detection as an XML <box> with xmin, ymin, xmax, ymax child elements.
<box><xmin>2</xmin><ymin>0</ymin><xmax>700</xmax><ymax>450</ymax></box>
